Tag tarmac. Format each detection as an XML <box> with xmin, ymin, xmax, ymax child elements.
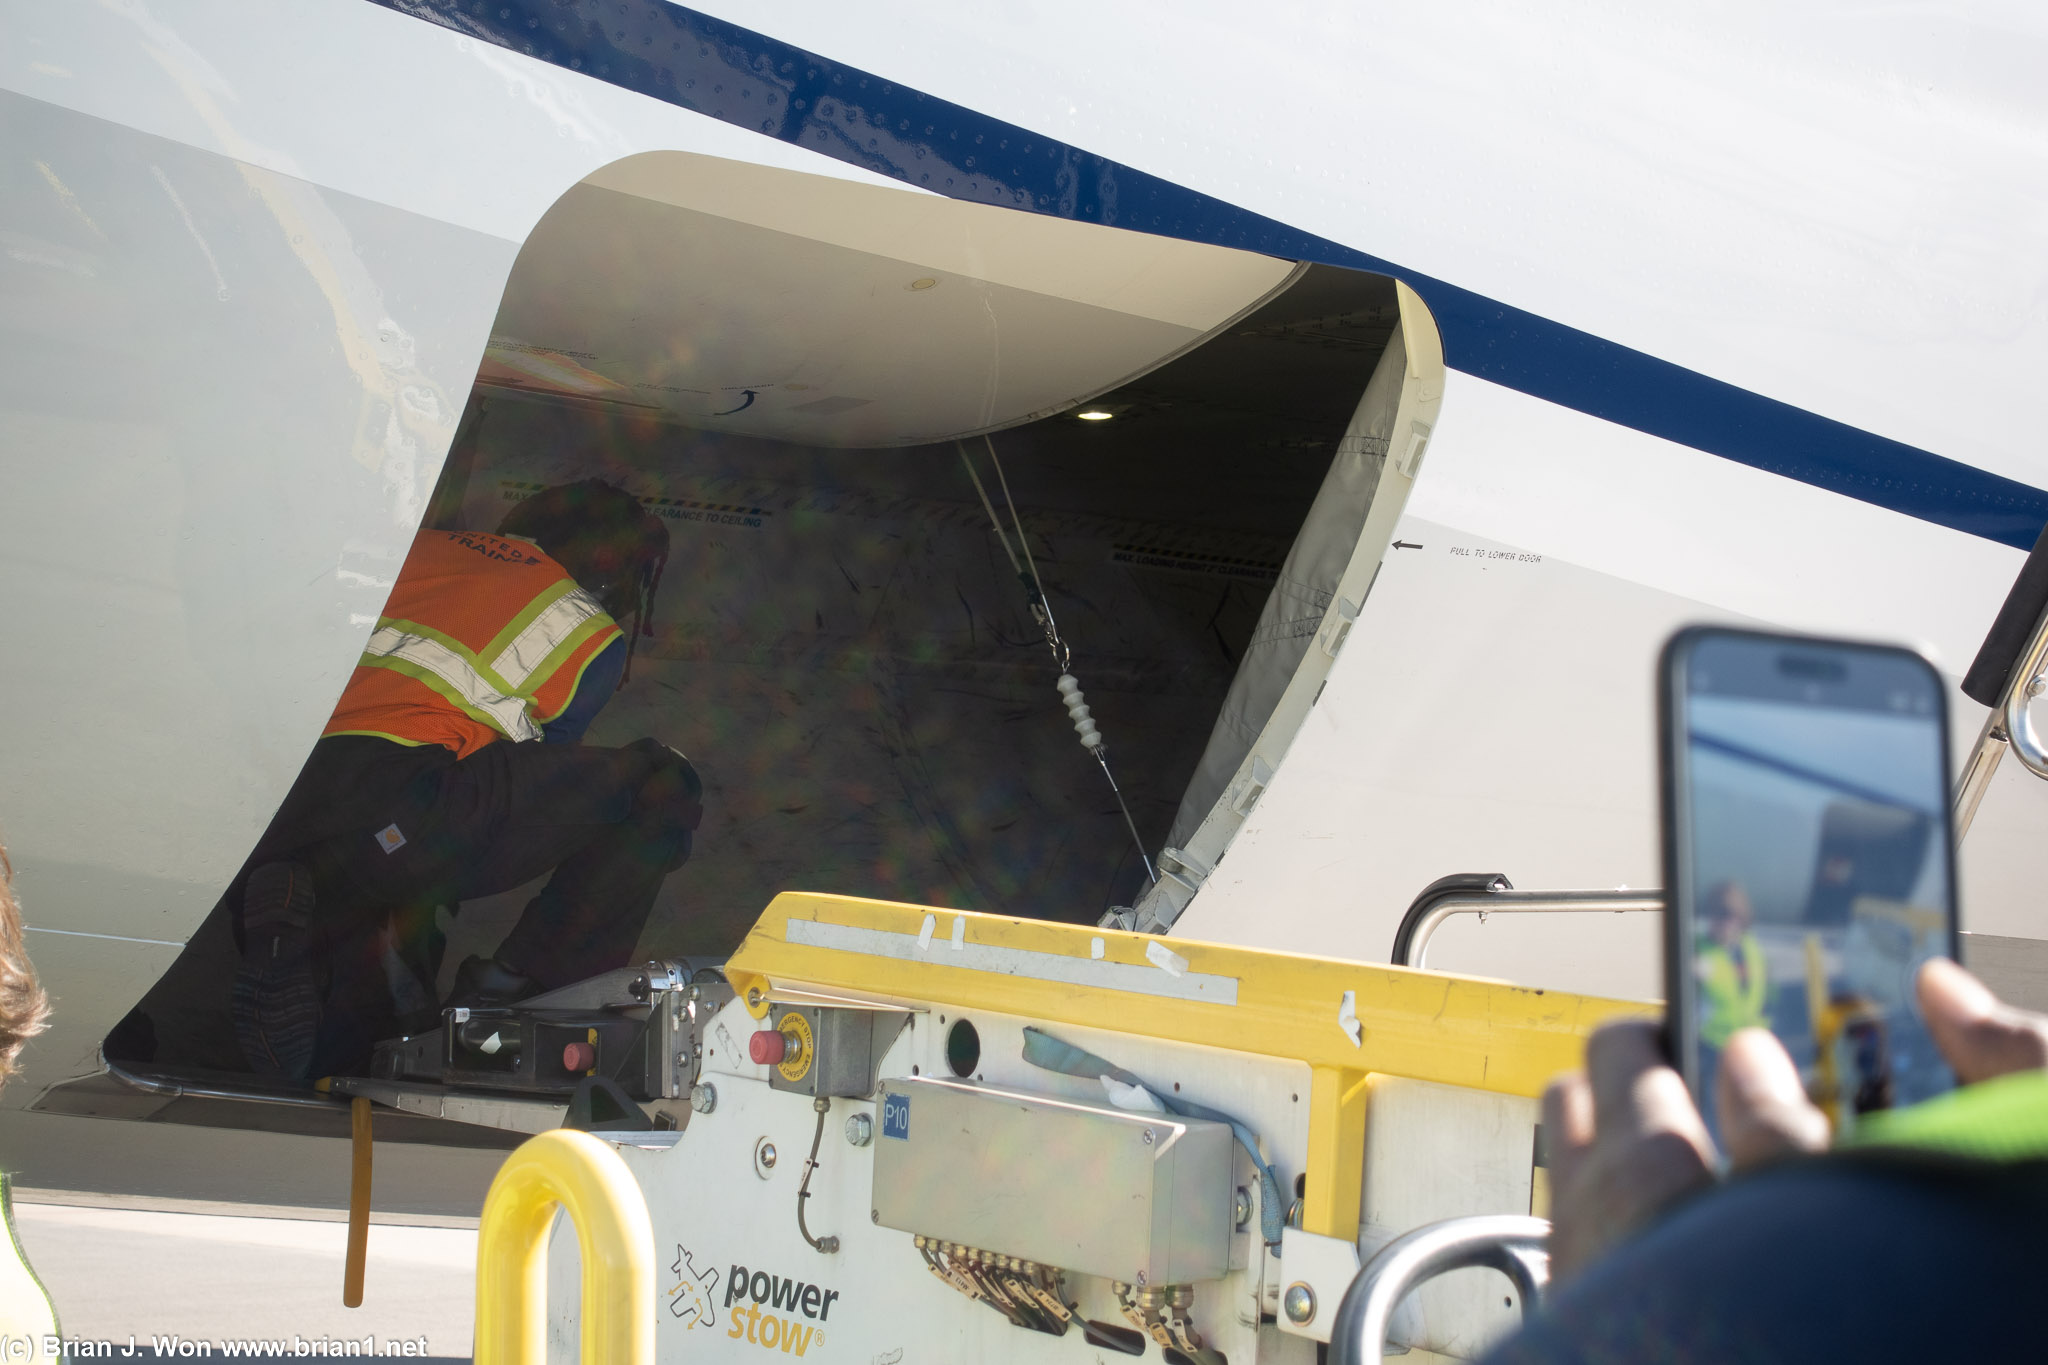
<box><xmin>11</xmin><ymin>1192</ymin><xmax>477</xmax><ymax>1363</ymax></box>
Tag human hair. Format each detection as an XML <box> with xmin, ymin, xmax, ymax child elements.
<box><xmin>498</xmin><ymin>480</ymin><xmax>666</xmax><ymax>610</ymax></box>
<box><xmin>1705</xmin><ymin>880</ymin><xmax>1751</xmax><ymax>923</ymax></box>
<box><xmin>0</xmin><ymin>846</ymin><xmax>51</xmax><ymax>1085</ymax></box>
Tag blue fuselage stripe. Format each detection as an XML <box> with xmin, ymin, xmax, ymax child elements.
<box><xmin>368</xmin><ymin>0</ymin><xmax>2048</xmax><ymax>550</ymax></box>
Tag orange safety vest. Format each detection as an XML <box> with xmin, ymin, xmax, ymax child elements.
<box><xmin>324</xmin><ymin>530</ymin><xmax>623</xmax><ymax>758</ymax></box>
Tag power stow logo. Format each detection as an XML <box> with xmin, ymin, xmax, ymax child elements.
<box><xmin>722</xmin><ymin>1260</ymin><xmax>839</xmax><ymax>1356</ymax></box>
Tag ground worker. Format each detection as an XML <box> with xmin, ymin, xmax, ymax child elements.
<box><xmin>1695</xmin><ymin>880</ymin><xmax>1769</xmax><ymax>1094</ymax></box>
<box><xmin>230</xmin><ymin>480</ymin><xmax>702</xmax><ymax>1080</ymax></box>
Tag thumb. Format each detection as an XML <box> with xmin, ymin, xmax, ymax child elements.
<box><xmin>1918</xmin><ymin>958</ymin><xmax>2048</xmax><ymax>1084</ymax></box>
<box><xmin>1716</xmin><ymin>1028</ymin><xmax>1828</xmax><ymax>1168</ymax></box>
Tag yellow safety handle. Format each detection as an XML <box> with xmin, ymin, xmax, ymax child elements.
<box><xmin>475</xmin><ymin>1128</ymin><xmax>654</xmax><ymax>1365</ymax></box>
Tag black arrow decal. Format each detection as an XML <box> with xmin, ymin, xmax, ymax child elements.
<box><xmin>712</xmin><ymin>388</ymin><xmax>758</xmax><ymax>416</ymax></box>
<box><xmin>1392</xmin><ymin>539</ymin><xmax>1424</xmax><ymax>550</ymax></box>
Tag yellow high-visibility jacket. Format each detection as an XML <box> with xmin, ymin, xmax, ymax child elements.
<box><xmin>1699</xmin><ymin>934</ymin><xmax>1770</xmax><ymax>1048</ymax></box>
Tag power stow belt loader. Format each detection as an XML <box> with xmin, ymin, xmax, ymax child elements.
<box><xmin>350</xmin><ymin>892</ymin><xmax>1642</xmax><ymax>1364</ymax></box>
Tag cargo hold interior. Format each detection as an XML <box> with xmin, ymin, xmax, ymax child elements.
<box><xmin>103</xmin><ymin>148</ymin><xmax>1405</xmax><ymax>1086</ymax></box>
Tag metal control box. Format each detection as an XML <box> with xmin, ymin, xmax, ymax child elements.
<box><xmin>870</xmin><ymin>1076</ymin><xmax>1234</xmax><ymax>1285</ymax></box>
<box><xmin>763</xmin><ymin>1005</ymin><xmax>904</xmax><ymax>1098</ymax></box>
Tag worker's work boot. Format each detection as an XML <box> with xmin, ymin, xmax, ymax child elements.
<box><xmin>446</xmin><ymin>956</ymin><xmax>540</xmax><ymax>1010</ymax></box>
<box><xmin>230</xmin><ymin>861</ymin><xmax>321</xmax><ymax>1080</ymax></box>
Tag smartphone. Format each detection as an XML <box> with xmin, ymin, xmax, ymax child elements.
<box><xmin>1660</xmin><ymin>626</ymin><xmax>1959</xmax><ymax>1143</ymax></box>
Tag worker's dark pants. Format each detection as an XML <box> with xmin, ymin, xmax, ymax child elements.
<box><xmin>246</xmin><ymin>734</ymin><xmax>700</xmax><ymax>1067</ymax></box>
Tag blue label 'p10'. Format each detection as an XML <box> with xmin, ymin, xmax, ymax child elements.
<box><xmin>881</xmin><ymin>1092</ymin><xmax>910</xmax><ymax>1140</ymax></box>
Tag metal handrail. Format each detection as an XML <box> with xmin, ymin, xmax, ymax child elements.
<box><xmin>1999</xmin><ymin>621</ymin><xmax>2048</xmax><ymax>781</ymax></box>
<box><xmin>1953</xmin><ymin>705</ymin><xmax>2010</xmax><ymax>843</ymax></box>
<box><xmin>1952</xmin><ymin>619</ymin><xmax>2048</xmax><ymax>841</ymax></box>
<box><xmin>1391</xmin><ymin>875</ymin><xmax>1663</xmax><ymax>969</ymax></box>
<box><xmin>475</xmin><ymin>1128</ymin><xmax>654</xmax><ymax>1365</ymax></box>
<box><xmin>1328</xmin><ymin>1214</ymin><xmax>1550</xmax><ymax>1365</ymax></box>
<box><xmin>1951</xmin><ymin>653</ymin><xmax>2048</xmax><ymax>842</ymax></box>
<box><xmin>1956</xmin><ymin>524</ymin><xmax>2048</xmax><ymax>840</ymax></box>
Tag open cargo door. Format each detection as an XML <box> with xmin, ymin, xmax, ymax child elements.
<box><xmin>1130</xmin><ymin>283</ymin><xmax>1447</xmax><ymax>932</ymax></box>
<box><xmin>61</xmin><ymin>147</ymin><xmax>1439</xmax><ymax>1131</ymax></box>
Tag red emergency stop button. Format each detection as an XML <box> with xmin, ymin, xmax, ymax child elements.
<box><xmin>749</xmin><ymin>1029</ymin><xmax>787</xmax><ymax>1065</ymax></box>
<box><xmin>562</xmin><ymin>1040</ymin><xmax>597</xmax><ymax>1072</ymax></box>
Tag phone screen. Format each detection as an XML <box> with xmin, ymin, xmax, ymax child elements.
<box><xmin>1666</xmin><ymin>629</ymin><xmax>1957</xmax><ymax>1142</ymax></box>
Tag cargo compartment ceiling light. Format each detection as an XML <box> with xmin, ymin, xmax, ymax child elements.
<box><xmin>478</xmin><ymin>149</ymin><xmax>1300</xmax><ymax>447</ymax></box>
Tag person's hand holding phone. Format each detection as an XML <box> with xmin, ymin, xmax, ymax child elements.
<box><xmin>1543</xmin><ymin>959</ymin><xmax>2048</xmax><ymax>1279</ymax></box>
<box><xmin>1659</xmin><ymin>629</ymin><xmax>1960</xmax><ymax>1143</ymax></box>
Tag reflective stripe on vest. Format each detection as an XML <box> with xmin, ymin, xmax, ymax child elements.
<box><xmin>325</xmin><ymin>531</ymin><xmax>621</xmax><ymax>756</ymax></box>
<box><xmin>493</xmin><ymin>584</ymin><xmax>609</xmax><ymax>692</ymax></box>
<box><xmin>359</xmin><ymin>624</ymin><xmax>544</xmax><ymax>743</ymax></box>
<box><xmin>358</xmin><ymin>582</ymin><xmax>612</xmax><ymax>744</ymax></box>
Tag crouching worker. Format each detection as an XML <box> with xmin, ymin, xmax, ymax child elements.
<box><xmin>233</xmin><ymin>480</ymin><xmax>702</xmax><ymax>1079</ymax></box>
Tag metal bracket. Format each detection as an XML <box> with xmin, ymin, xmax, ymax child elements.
<box><xmin>1318</xmin><ymin>598</ymin><xmax>1361</xmax><ymax>660</ymax></box>
<box><xmin>1157</xmin><ymin>844</ymin><xmax>1214</xmax><ymax>889</ymax></box>
<box><xmin>1229</xmin><ymin>756</ymin><xmax>1276</xmax><ymax>817</ymax></box>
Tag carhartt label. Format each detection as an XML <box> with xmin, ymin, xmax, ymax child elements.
<box><xmin>724</xmin><ymin>1263</ymin><xmax>837</xmax><ymax>1356</ymax></box>
<box><xmin>375</xmin><ymin>823</ymin><xmax>407</xmax><ymax>854</ymax></box>
<box><xmin>882</xmin><ymin>1091</ymin><xmax>910</xmax><ymax>1140</ymax></box>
